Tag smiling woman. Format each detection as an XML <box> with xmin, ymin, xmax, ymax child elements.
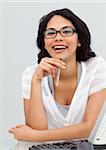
<box><xmin>9</xmin><ymin>8</ymin><xmax>106</xmax><ymax>143</ymax></box>
<box><xmin>44</xmin><ymin>16</ymin><xmax>79</xmax><ymax>61</ymax></box>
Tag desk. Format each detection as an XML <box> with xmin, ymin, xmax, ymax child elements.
<box><xmin>1</xmin><ymin>137</ymin><xmax>106</xmax><ymax>150</ymax></box>
<box><xmin>0</xmin><ymin>137</ymin><xmax>34</xmax><ymax>150</ymax></box>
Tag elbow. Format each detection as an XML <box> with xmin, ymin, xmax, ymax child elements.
<box><xmin>31</xmin><ymin>124</ymin><xmax>48</xmax><ymax>130</ymax></box>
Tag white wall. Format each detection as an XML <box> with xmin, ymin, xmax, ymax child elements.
<box><xmin>0</xmin><ymin>2</ymin><xmax>106</xmax><ymax>141</ymax></box>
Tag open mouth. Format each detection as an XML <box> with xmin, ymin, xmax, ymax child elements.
<box><xmin>52</xmin><ymin>45</ymin><xmax>68</xmax><ymax>51</ymax></box>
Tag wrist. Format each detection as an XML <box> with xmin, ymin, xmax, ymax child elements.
<box><xmin>32</xmin><ymin>74</ymin><xmax>42</xmax><ymax>82</ymax></box>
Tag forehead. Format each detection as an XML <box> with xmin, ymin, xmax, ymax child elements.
<box><xmin>46</xmin><ymin>15</ymin><xmax>75</xmax><ymax>29</ymax></box>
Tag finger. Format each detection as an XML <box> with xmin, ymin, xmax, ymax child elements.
<box><xmin>44</xmin><ymin>57</ymin><xmax>66</xmax><ymax>66</ymax></box>
<box><xmin>40</xmin><ymin>62</ymin><xmax>54</xmax><ymax>75</ymax></box>
<box><xmin>10</xmin><ymin>124</ymin><xmax>23</xmax><ymax>129</ymax></box>
<box><xmin>42</xmin><ymin>58</ymin><xmax>66</xmax><ymax>69</ymax></box>
<box><xmin>9</xmin><ymin>128</ymin><xmax>15</xmax><ymax>134</ymax></box>
<box><xmin>52</xmin><ymin>58</ymin><xmax>66</xmax><ymax>66</ymax></box>
<box><xmin>15</xmin><ymin>124</ymin><xmax>24</xmax><ymax>128</ymax></box>
<box><xmin>42</xmin><ymin>62</ymin><xmax>57</xmax><ymax>72</ymax></box>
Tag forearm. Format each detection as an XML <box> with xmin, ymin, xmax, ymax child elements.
<box><xmin>31</xmin><ymin>122</ymin><xmax>92</xmax><ymax>142</ymax></box>
<box><xmin>26</xmin><ymin>77</ymin><xmax>48</xmax><ymax>130</ymax></box>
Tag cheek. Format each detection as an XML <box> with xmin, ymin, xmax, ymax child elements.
<box><xmin>68</xmin><ymin>35</ymin><xmax>79</xmax><ymax>46</ymax></box>
<box><xmin>66</xmin><ymin>39</ymin><xmax>78</xmax><ymax>47</ymax></box>
<box><xmin>44</xmin><ymin>39</ymin><xmax>52</xmax><ymax>49</ymax></box>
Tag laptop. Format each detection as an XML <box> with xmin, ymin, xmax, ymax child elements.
<box><xmin>88</xmin><ymin>102</ymin><xmax>106</xmax><ymax>146</ymax></box>
<box><xmin>29</xmin><ymin>102</ymin><xmax>106</xmax><ymax>150</ymax></box>
<box><xmin>29</xmin><ymin>140</ymin><xmax>94</xmax><ymax>150</ymax></box>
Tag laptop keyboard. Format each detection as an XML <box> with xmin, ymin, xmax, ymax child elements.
<box><xmin>29</xmin><ymin>141</ymin><xmax>106</xmax><ymax>150</ymax></box>
<box><xmin>29</xmin><ymin>141</ymin><xmax>78</xmax><ymax>150</ymax></box>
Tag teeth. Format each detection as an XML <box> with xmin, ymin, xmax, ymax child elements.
<box><xmin>53</xmin><ymin>45</ymin><xmax>67</xmax><ymax>50</ymax></box>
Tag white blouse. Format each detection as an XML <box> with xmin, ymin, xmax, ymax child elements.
<box><xmin>49</xmin><ymin>62</ymin><xmax>82</xmax><ymax>117</ymax></box>
<box><xmin>21</xmin><ymin>56</ymin><xmax>106</xmax><ymax>129</ymax></box>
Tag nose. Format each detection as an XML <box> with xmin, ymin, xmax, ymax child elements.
<box><xmin>55</xmin><ymin>32</ymin><xmax>63</xmax><ymax>41</ymax></box>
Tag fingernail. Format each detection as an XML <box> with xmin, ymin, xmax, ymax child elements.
<box><xmin>62</xmin><ymin>66</ymin><xmax>66</xmax><ymax>69</ymax></box>
<box><xmin>62</xmin><ymin>62</ymin><xmax>66</xmax><ymax>65</ymax></box>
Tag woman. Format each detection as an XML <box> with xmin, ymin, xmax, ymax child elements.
<box><xmin>9</xmin><ymin>8</ymin><xmax>106</xmax><ymax>142</ymax></box>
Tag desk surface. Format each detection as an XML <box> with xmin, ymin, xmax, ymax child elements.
<box><xmin>1</xmin><ymin>137</ymin><xmax>106</xmax><ymax>150</ymax></box>
<box><xmin>0</xmin><ymin>137</ymin><xmax>35</xmax><ymax>150</ymax></box>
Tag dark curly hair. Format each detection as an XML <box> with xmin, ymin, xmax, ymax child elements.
<box><xmin>37</xmin><ymin>8</ymin><xmax>96</xmax><ymax>63</ymax></box>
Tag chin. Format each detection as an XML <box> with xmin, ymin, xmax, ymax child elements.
<box><xmin>51</xmin><ymin>52</ymin><xmax>71</xmax><ymax>61</ymax></box>
<box><xmin>53</xmin><ymin>56</ymin><xmax>65</xmax><ymax>60</ymax></box>
<box><xmin>57</xmin><ymin>55</ymin><xmax>69</xmax><ymax>61</ymax></box>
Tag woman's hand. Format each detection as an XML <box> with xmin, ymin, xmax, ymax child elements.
<box><xmin>33</xmin><ymin>57</ymin><xmax>66</xmax><ymax>80</ymax></box>
<box><xmin>9</xmin><ymin>124</ymin><xmax>37</xmax><ymax>142</ymax></box>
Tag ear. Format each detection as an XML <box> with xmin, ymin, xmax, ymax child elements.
<box><xmin>77</xmin><ymin>41</ymin><xmax>81</xmax><ymax>47</ymax></box>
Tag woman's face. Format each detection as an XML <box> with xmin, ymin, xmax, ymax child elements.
<box><xmin>44</xmin><ymin>15</ymin><xmax>81</xmax><ymax>61</ymax></box>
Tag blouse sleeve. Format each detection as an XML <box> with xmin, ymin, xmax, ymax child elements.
<box><xmin>89</xmin><ymin>57</ymin><xmax>106</xmax><ymax>96</ymax></box>
<box><xmin>21</xmin><ymin>67</ymin><xmax>32</xmax><ymax>100</ymax></box>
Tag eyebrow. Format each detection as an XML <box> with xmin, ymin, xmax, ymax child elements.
<box><xmin>46</xmin><ymin>26</ymin><xmax>75</xmax><ymax>31</ymax></box>
<box><xmin>46</xmin><ymin>28</ymin><xmax>56</xmax><ymax>31</ymax></box>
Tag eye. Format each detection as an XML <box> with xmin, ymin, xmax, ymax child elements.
<box><xmin>45</xmin><ymin>30</ymin><xmax>55</xmax><ymax>36</ymax></box>
<box><xmin>62</xmin><ymin>28</ymin><xmax>73</xmax><ymax>34</ymax></box>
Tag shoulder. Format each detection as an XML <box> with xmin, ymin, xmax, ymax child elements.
<box><xmin>83</xmin><ymin>56</ymin><xmax>106</xmax><ymax>95</ymax></box>
<box><xmin>22</xmin><ymin>64</ymin><xmax>38</xmax><ymax>79</ymax></box>
<box><xmin>84</xmin><ymin>56</ymin><xmax>106</xmax><ymax>72</ymax></box>
<box><xmin>85</xmin><ymin>56</ymin><xmax>106</xmax><ymax>66</ymax></box>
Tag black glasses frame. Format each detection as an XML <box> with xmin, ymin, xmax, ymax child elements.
<box><xmin>44</xmin><ymin>26</ymin><xmax>76</xmax><ymax>39</ymax></box>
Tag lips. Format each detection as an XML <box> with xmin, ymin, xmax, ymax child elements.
<box><xmin>52</xmin><ymin>45</ymin><xmax>68</xmax><ymax>50</ymax></box>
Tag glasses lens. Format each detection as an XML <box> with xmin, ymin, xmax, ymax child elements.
<box><xmin>45</xmin><ymin>29</ymin><xmax>56</xmax><ymax>39</ymax></box>
<box><xmin>61</xmin><ymin>27</ymin><xmax>75</xmax><ymax>37</ymax></box>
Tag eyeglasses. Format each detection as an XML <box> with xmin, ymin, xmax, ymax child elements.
<box><xmin>44</xmin><ymin>26</ymin><xmax>76</xmax><ymax>39</ymax></box>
